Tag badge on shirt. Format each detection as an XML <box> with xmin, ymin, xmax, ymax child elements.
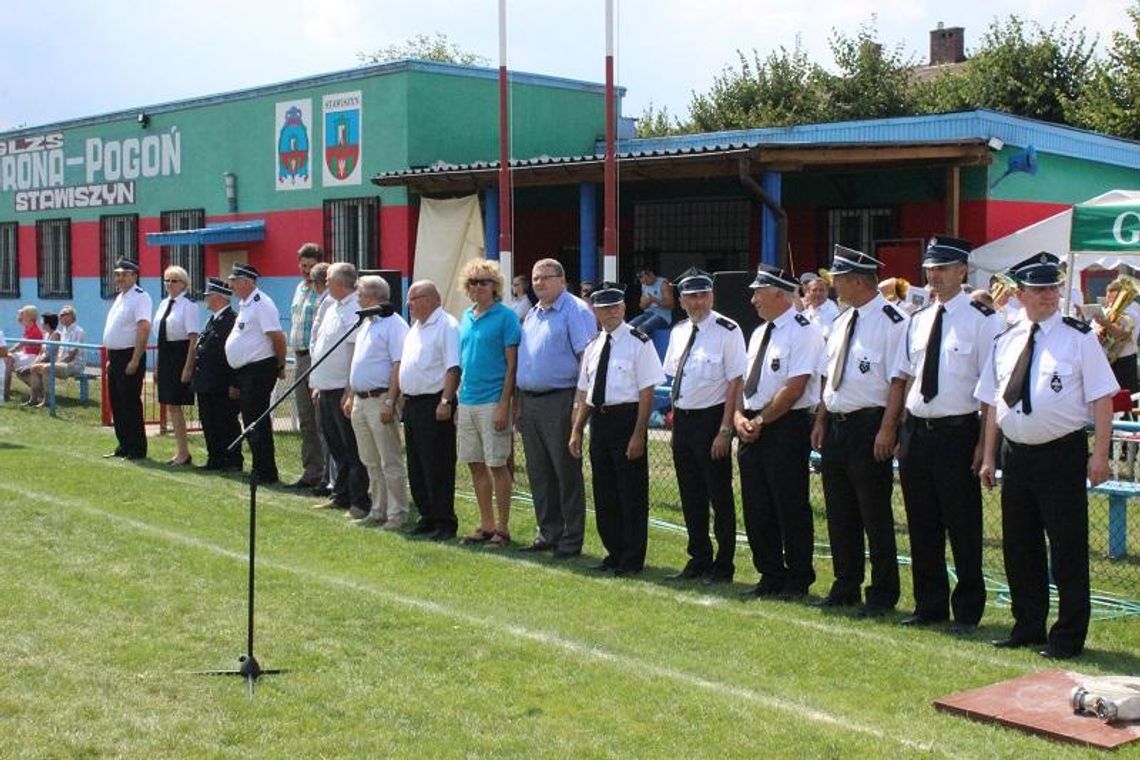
<box><xmin>770</xmin><ymin>356</ymin><xmax>781</xmax><ymax>373</ymax></box>
<box><xmin>1051</xmin><ymin>373</ymin><xmax>1063</xmax><ymax>393</ymax></box>
<box><xmin>858</xmin><ymin>357</ymin><xmax>871</xmax><ymax>374</ymax></box>
<box><xmin>238</xmin><ymin>322</ymin><xmax>245</xmax><ymax>330</ymax></box>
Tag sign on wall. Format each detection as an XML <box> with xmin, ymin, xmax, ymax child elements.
<box><xmin>322</xmin><ymin>91</ymin><xmax>362</xmax><ymax>186</ymax></box>
<box><xmin>275</xmin><ymin>99</ymin><xmax>312</xmax><ymax>190</ymax></box>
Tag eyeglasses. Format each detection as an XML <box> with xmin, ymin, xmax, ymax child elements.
<box><xmin>467</xmin><ymin>278</ymin><xmax>494</xmax><ymax>287</ymax></box>
<box><xmin>532</xmin><ymin>273</ymin><xmax>562</xmax><ymax>282</ymax></box>
<box><xmin>163</xmin><ymin>279</ymin><xmax>183</xmax><ymax>285</ymax></box>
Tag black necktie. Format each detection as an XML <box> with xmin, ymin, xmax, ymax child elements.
<box><xmin>920</xmin><ymin>305</ymin><xmax>945</xmax><ymax>403</ymax></box>
<box><xmin>591</xmin><ymin>333</ymin><xmax>612</xmax><ymax>408</ymax></box>
<box><xmin>158</xmin><ymin>297</ymin><xmax>175</xmax><ymax>343</ymax></box>
<box><xmin>830</xmin><ymin>309</ymin><xmax>858</xmax><ymax>391</ymax></box>
<box><xmin>743</xmin><ymin>321</ymin><xmax>774</xmax><ymax>399</ymax></box>
<box><xmin>671</xmin><ymin>324</ymin><xmax>699</xmax><ymax>404</ymax></box>
<box><xmin>1002</xmin><ymin>323</ymin><xmax>1040</xmax><ymax>414</ymax></box>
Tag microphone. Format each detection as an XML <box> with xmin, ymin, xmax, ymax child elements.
<box><xmin>356</xmin><ymin>303</ymin><xmax>395</xmax><ymax>319</ymax></box>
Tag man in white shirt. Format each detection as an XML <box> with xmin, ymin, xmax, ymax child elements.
<box><xmin>800</xmin><ymin>273</ymin><xmax>840</xmax><ymax>338</ymax></box>
<box><xmin>309</xmin><ymin>262</ymin><xmax>369</xmax><ymax>515</ymax></box>
<box><xmin>102</xmin><ymin>259</ymin><xmax>152</xmax><ymax>460</ymax></box>
<box><xmin>399</xmin><ymin>280</ymin><xmax>461</xmax><ymax>541</ymax></box>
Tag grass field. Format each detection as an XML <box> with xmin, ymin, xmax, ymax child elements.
<box><xmin>3</xmin><ymin>389</ymin><xmax>1140</xmax><ymax>757</ymax></box>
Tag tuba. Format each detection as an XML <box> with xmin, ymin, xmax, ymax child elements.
<box><xmin>1100</xmin><ymin>275</ymin><xmax>1140</xmax><ymax>361</ymax></box>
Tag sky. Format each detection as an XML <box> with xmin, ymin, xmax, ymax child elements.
<box><xmin>0</xmin><ymin>0</ymin><xmax>1133</xmax><ymax>133</ymax></box>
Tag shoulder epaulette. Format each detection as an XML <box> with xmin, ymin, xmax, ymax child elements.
<box><xmin>253</xmin><ymin>294</ymin><xmax>261</xmax><ymax>302</ymax></box>
<box><xmin>970</xmin><ymin>300</ymin><xmax>996</xmax><ymax>317</ymax></box>
<box><xmin>629</xmin><ymin>327</ymin><xmax>650</xmax><ymax>343</ymax></box>
<box><xmin>715</xmin><ymin>316</ymin><xmax>739</xmax><ymax>331</ymax></box>
<box><xmin>883</xmin><ymin>304</ymin><xmax>905</xmax><ymax>324</ymax></box>
<box><xmin>133</xmin><ymin>286</ymin><xmax>144</xmax><ymax>294</ymax></box>
<box><xmin>794</xmin><ymin>313</ymin><xmax>810</xmax><ymax>326</ymax></box>
<box><xmin>1063</xmin><ymin>315</ymin><xmax>1092</xmax><ymax>334</ymax></box>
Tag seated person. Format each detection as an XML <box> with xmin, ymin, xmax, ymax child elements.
<box><xmin>5</xmin><ymin>305</ymin><xmax>43</xmax><ymax>402</ymax></box>
<box><xmin>0</xmin><ymin>330</ymin><xmax>7</xmax><ymax>402</ymax></box>
<box><xmin>16</xmin><ymin>313</ymin><xmax>59</xmax><ymax>406</ymax></box>
<box><xmin>629</xmin><ymin>266</ymin><xmax>674</xmax><ymax>337</ymax></box>
<box><xmin>24</xmin><ymin>305</ymin><xmax>87</xmax><ymax>406</ymax></box>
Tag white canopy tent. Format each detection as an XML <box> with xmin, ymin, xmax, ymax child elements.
<box><xmin>970</xmin><ymin>189</ymin><xmax>1140</xmax><ymax>293</ymax></box>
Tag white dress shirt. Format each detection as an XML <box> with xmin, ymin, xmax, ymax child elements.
<box><xmin>103</xmin><ymin>286</ymin><xmax>153</xmax><ymax>349</ymax></box>
<box><xmin>663</xmin><ymin>310</ymin><xmax>748</xmax><ymax>410</ymax></box>
<box><xmin>822</xmin><ymin>293</ymin><xmax>909</xmax><ymax>414</ymax></box>
<box><xmin>578</xmin><ymin>323</ymin><xmax>665</xmax><ymax>405</ymax></box>
<box><xmin>154</xmin><ymin>294</ymin><xmax>200</xmax><ymax>341</ymax></box>
<box><xmin>350</xmin><ymin>313</ymin><xmax>409</xmax><ymax>392</ymax></box>
<box><xmin>309</xmin><ymin>292</ymin><xmax>359</xmax><ymax>391</ymax></box>
<box><xmin>742</xmin><ymin>306</ymin><xmax>825</xmax><ymax>412</ymax></box>
<box><xmin>224</xmin><ymin>288</ymin><xmax>281</xmax><ymax>369</ymax></box>
<box><xmin>399</xmin><ymin>306</ymin><xmax>460</xmax><ymax>396</ymax></box>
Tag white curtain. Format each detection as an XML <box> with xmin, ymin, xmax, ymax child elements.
<box><xmin>413</xmin><ymin>195</ymin><xmax>485</xmax><ymax>317</ymax></box>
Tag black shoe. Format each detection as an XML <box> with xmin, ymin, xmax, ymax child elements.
<box><xmin>1039</xmin><ymin>646</ymin><xmax>1079</xmax><ymax>660</ymax></box>
<box><xmin>899</xmin><ymin>613</ymin><xmax>944</xmax><ymax>627</ymax></box>
<box><xmin>553</xmin><ymin>548</ymin><xmax>581</xmax><ymax>559</ymax></box>
<box><xmin>311</xmin><ymin>485</ymin><xmax>332</xmax><ymax>497</ymax></box>
<box><xmin>855</xmin><ymin>604</ymin><xmax>892</xmax><ymax>619</ymax></box>
<box><xmin>124</xmin><ymin>453</ymin><xmax>147</xmax><ymax>461</ymax></box>
<box><xmin>815</xmin><ymin>595</ymin><xmax>859</xmax><ymax>608</ymax></box>
<box><xmin>590</xmin><ymin>561</ymin><xmax>616</xmax><ymax>572</ymax></box>
<box><xmin>948</xmin><ymin>621</ymin><xmax>978</xmax><ymax>635</ymax></box>
<box><xmin>286</xmin><ymin>478</ymin><xmax>319</xmax><ymax>489</ymax></box>
<box><xmin>103</xmin><ymin>449</ymin><xmax>127</xmax><ymax>459</ymax></box>
<box><xmin>739</xmin><ymin>583</ymin><xmax>782</xmax><ymax>598</ymax></box>
<box><xmin>221</xmin><ymin>464</ymin><xmax>244</xmax><ymax>473</ymax></box>
<box><xmin>776</xmin><ymin>589</ymin><xmax>810</xmax><ymax>602</ymax></box>
<box><xmin>430</xmin><ymin>529</ymin><xmax>456</xmax><ymax>542</ymax></box>
<box><xmin>665</xmin><ymin>566</ymin><xmax>707</xmax><ymax>581</ymax></box>
<box><xmin>991</xmin><ymin>635</ymin><xmax>1046</xmax><ymax>649</ymax></box>
<box><xmin>702</xmin><ymin>572</ymin><xmax>733</xmax><ymax>586</ymax></box>
<box><xmin>612</xmin><ymin>567</ymin><xmax>642</xmax><ymax>578</ymax></box>
<box><xmin>519</xmin><ymin>540</ymin><xmax>554</xmax><ymax>553</ymax></box>
<box><xmin>411</xmin><ymin>523</ymin><xmax>437</xmax><ymax>535</ymax></box>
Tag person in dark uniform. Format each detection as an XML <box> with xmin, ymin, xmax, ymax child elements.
<box><xmin>735</xmin><ymin>265</ymin><xmax>825</xmax><ymax>600</ymax></box>
<box><xmin>224</xmin><ymin>263</ymin><xmax>286</xmax><ymax>485</ymax></box>
<box><xmin>977</xmin><ymin>252</ymin><xmax>1117</xmax><ymax>659</ymax></box>
<box><xmin>811</xmin><ymin>246</ymin><xmax>909</xmax><ymax>617</ymax></box>
<box><xmin>101</xmin><ymin>259</ymin><xmax>152</xmax><ymax>460</ymax></box>
<box><xmin>569</xmin><ymin>282</ymin><xmax>665</xmax><ymax>576</ymax></box>
<box><xmin>893</xmin><ymin>237</ymin><xmax>1001</xmax><ymax>633</ymax></box>
<box><xmin>192</xmin><ymin>277</ymin><xmax>242</xmax><ymax>472</ymax></box>
<box><xmin>663</xmin><ymin>267</ymin><xmax>747</xmax><ymax>584</ymax></box>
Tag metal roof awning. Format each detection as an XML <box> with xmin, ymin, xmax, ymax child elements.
<box><xmin>146</xmin><ymin>220</ymin><xmax>266</xmax><ymax>247</ymax></box>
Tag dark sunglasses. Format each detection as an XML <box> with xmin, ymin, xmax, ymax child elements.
<box><xmin>467</xmin><ymin>278</ymin><xmax>494</xmax><ymax>287</ymax></box>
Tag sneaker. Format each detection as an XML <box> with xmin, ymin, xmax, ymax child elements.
<box><xmin>382</xmin><ymin>518</ymin><xmax>406</xmax><ymax>532</ymax></box>
<box><xmin>353</xmin><ymin>515</ymin><xmax>386</xmax><ymax>528</ymax></box>
<box><xmin>311</xmin><ymin>500</ymin><xmax>340</xmax><ymax>510</ymax></box>
<box><xmin>347</xmin><ymin>506</ymin><xmax>369</xmax><ymax>520</ymax></box>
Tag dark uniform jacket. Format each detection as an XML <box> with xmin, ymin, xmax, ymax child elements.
<box><xmin>192</xmin><ymin>307</ymin><xmax>237</xmax><ymax>394</ymax></box>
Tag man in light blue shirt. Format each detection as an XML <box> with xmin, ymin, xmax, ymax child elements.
<box><xmin>516</xmin><ymin>257</ymin><xmax>598</xmax><ymax>557</ymax></box>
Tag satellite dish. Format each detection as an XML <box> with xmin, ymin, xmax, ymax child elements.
<box><xmin>990</xmin><ymin>144</ymin><xmax>1038</xmax><ymax>189</ymax></box>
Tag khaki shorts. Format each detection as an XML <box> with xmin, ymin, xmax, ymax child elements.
<box><xmin>457</xmin><ymin>402</ymin><xmax>513</xmax><ymax>467</ymax></box>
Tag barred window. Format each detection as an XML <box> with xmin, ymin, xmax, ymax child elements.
<box><xmin>633</xmin><ymin>199</ymin><xmax>751</xmax><ymax>273</ymax></box>
<box><xmin>0</xmin><ymin>223</ymin><xmax>18</xmax><ymax>298</ymax></box>
<box><xmin>159</xmin><ymin>209</ymin><xmax>206</xmax><ymax>297</ymax></box>
<box><xmin>324</xmin><ymin>197</ymin><xmax>378</xmax><ymax>269</ymax></box>
<box><xmin>827</xmin><ymin>208</ymin><xmax>893</xmax><ymax>257</ymax></box>
<box><xmin>36</xmin><ymin>219</ymin><xmax>71</xmax><ymax>299</ymax></box>
<box><xmin>100</xmin><ymin>214</ymin><xmax>139</xmax><ymax>299</ymax></box>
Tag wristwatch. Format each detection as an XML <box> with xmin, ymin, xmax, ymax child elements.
<box><xmin>382</xmin><ymin>398</ymin><xmax>395</xmax><ymax>407</ymax></box>
<box><xmin>439</xmin><ymin>397</ymin><xmax>452</xmax><ymax>405</ymax></box>
<box><xmin>717</xmin><ymin>425</ymin><xmax>733</xmax><ymax>438</ymax></box>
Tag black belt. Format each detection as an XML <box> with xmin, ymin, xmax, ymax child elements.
<box><xmin>522</xmin><ymin>388</ymin><xmax>573</xmax><ymax>398</ymax></box>
<box><xmin>741</xmin><ymin>408</ymin><xmax>809</xmax><ymax>422</ymax></box>
<box><xmin>829</xmin><ymin>406</ymin><xmax>884</xmax><ymax>424</ymax></box>
<box><xmin>355</xmin><ymin>387</ymin><xmax>389</xmax><ymax>399</ymax></box>
<box><xmin>403</xmin><ymin>392</ymin><xmax>442</xmax><ymax>401</ymax></box>
<box><xmin>1004</xmin><ymin>429</ymin><xmax>1086</xmax><ymax>452</ymax></box>
<box><xmin>673</xmin><ymin>404</ymin><xmax>724</xmax><ymax>417</ymax></box>
<box><xmin>910</xmin><ymin>412</ymin><xmax>977</xmax><ymax>431</ymax></box>
<box><xmin>294</xmin><ymin>349</ymin><xmax>310</xmax><ymax>356</ymax></box>
<box><xmin>594</xmin><ymin>402</ymin><xmax>638</xmax><ymax>415</ymax></box>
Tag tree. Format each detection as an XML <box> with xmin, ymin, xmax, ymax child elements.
<box><xmin>820</xmin><ymin>20</ymin><xmax>916</xmax><ymax>121</ymax></box>
<box><xmin>635</xmin><ymin>101</ymin><xmax>684</xmax><ymax>138</ymax></box>
<box><xmin>358</xmin><ymin>33</ymin><xmax>490</xmax><ymax>67</ymax></box>
<box><xmin>1069</xmin><ymin>3</ymin><xmax>1140</xmax><ymax>140</ymax></box>
<box><xmin>686</xmin><ymin>43</ymin><xmax>827</xmax><ymax>132</ymax></box>
<box><xmin>914</xmin><ymin>16</ymin><xmax>1095</xmax><ymax>125</ymax></box>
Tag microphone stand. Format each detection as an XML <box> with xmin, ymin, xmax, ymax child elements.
<box><xmin>198</xmin><ymin>309</ymin><xmax>374</xmax><ymax>694</ymax></box>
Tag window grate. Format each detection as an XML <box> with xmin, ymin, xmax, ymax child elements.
<box><xmin>160</xmin><ymin>209</ymin><xmax>206</xmax><ymax>296</ymax></box>
<box><xmin>0</xmin><ymin>223</ymin><xmax>18</xmax><ymax>298</ymax></box>
<box><xmin>827</xmin><ymin>207</ymin><xmax>893</xmax><ymax>257</ymax></box>
<box><xmin>36</xmin><ymin>219</ymin><xmax>71</xmax><ymax>299</ymax></box>
<box><xmin>323</xmin><ymin>197</ymin><xmax>378</xmax><ymax>269</ymax></box>
<box><xmin>100</xmin><ymin>214</ymin><xmax>139</xmax><ymax>299</ymax></box>
<box><xmin>633</xmin><ymin>199</ymin><xmax>751</xmax><ymax>273</ymax></box>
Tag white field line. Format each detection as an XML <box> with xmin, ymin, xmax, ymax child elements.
<box><xmin>51</xmin><ymin>454</ymin><xmax>1021</xmax><ymax>669</ymax></box>
<box><xmin>2</xmin><ymin>480</ymin><xmax>942</xmax><ymax>755</ymax></box>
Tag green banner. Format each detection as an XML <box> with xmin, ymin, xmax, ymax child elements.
<box><xmin>1070</xmin><ymin>204</ymin><xmax>1140</xmax><ymax>251</ymax></box>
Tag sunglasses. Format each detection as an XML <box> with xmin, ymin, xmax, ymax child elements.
<box><xmin>467</xmin><ymin>278</ymin><xmax>494</xmax><ymax>287</ymax></box>
<box><xmin>163</xmin><ymin>279</ymin><xmax>184</xmax><ymax>284</ymax></box>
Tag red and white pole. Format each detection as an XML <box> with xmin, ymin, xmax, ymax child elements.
<box><xmin>602</xmin><ymin>0</ymin><xmax>618</xmax><ymax>282</ymax></box>
<box><xmin>497</xmin><ymin>0</ymin><xmax>513</xmax><ymax>286</ymax></box>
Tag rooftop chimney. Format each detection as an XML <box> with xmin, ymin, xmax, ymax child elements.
<box><xmin>930</xmin><ymin>24</ymin><xmax>965</xmax><ymax>65</ymax></box>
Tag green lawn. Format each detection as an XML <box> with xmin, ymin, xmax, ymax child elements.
<box><xmin>2</xmin><ymin>390</ymin><xmax>1140</xmax><ymax>757</ymax></box>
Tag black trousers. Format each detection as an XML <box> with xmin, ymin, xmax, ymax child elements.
<box><xmin>107</xmin><ymin>348</ymin><xmax>147</xmax><ymax>457</ymax></box>
<box><xmin>318</xmin><ymin>388</ymin><xmax>369</xmax><ymax>509</ymax></box>
<box><xmin>738</xmin><ymin>409</ymin><xmax>815</xmax><ymax>593</ymax></box>
<box><xmin>234</xmin><ymin>357</ymin><xmax>279</xmax><ymax>482</ymax></box>
<box><xmin>671</xmin><ymin>404</ymin><xmax>736</xmax><ymax>577</ymax></box>
<box><xmin>820</xmin><ymin>407</ymin><xmax>899</xmax><ymax>608</ymax></box>
<box><xmin>1000</xmin><ymin>430</ymin><xmax>1090</xmax><ymax>655</ymax></box>
<box><xmin>403</xmin><ymin>393</ymin><xmax>458</xmax><ymax>533</ymax></box>
<box><xmin>1111</xmin><ymin>354</ymin><xmax>1138</xmax><ymax>394</ymax></box>
<box><xmin>898</xmin><ymin>414</ymin><xmax>984</xmax><ymax>624</ymax></box>
<box><xmin>197</xmin><ymin>390</ymin><xmax>243</xmax><ymax>470</ymax></box>
<box><xmin>589</xmin><ymin>403</ymin><xmax>650</xmax><ymax>572</ymax></box>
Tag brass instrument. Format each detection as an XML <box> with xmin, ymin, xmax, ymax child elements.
<box><xmin>1100</xmin><ymin>275</ymin><xmax>1140</xmax><ymax>361</ymax></box>
<box><xmin>989</xmin><ymin>272</ymin><xmax>1017</xmax><ymax>303</ymax></box>
<box><xmin>893</xmin><ymin>277</ymin><xmax>910</xmax><ymax>302</ymax></box>
<box><xmin>817</xmin><ymin>267</ymin><xmax>833</xmax><ymax>286</ymax></box>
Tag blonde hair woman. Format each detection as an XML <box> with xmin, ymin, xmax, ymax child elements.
<box><xmin>155</xmin><ymin>266</ymin><xmax>200</xmax><ymax>465</ymax></box>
